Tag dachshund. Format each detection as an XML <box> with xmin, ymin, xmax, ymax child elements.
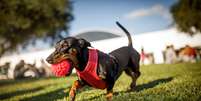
<box><xmin>46</xmin><ymin>22</ymin><xmax>141</xmax><ymax>101</ymax></box>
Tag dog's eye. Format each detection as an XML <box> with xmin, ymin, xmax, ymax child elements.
<box><xmin>69</xmin><ymin>48</ymin><xmax>76</xmax><ymax>53</ymax></box>
<box><xmin>62</xmin><ymin>42</ymin><xmax>68</xmax><ymax>47</ymax></box>
<box><xmin>60</xmin><ymin>47</ymin><xmax>68</xmax><ymax>52</ymax></box>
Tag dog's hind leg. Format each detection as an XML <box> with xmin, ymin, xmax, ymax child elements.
<box><xmin>125</xmin><ymin>68</ymin><xmax>140</xmax><ymax>91</ymax></box>
<box><xmin>125</xmin><ymin>58</ymin><xmax>141</xmax><ymax>90</ymax></box>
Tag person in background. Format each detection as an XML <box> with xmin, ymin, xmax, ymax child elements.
<box><xmin>195</xmin><ymin>49</ymin><xmax>201</xmax><ymax>62</ymax></box>
<box><xmin>140</xmin><ymin>48</ymin><xmax>146</xmax><ymax>65</ymax></box>
<box><xmin>14</xmin><ymin>60</ymin><xmax>26</xmax><ymax>79</ymax></box>
<box><xmin>179</xmin><ymin>45</ymin><xmax>196</xmax><ymax>62</ymax></box>
<box><xmin>165</xmin><ymin>45</ymin><xmax>177</xmax><ymax>64</ymax></box>
<box><xmin>0</xmin><ymin>62</ymin><xmax>10</xmax><ymax>79</ymax></box>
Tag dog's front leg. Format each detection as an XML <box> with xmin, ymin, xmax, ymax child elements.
<box><xmin>69</xmin><ymin>80</ymin><xmax>84</xmax><ymax>101</ymax></box>
<box><xmin>106</xmin><ymin>82</ymin><xmax>114</xmax><ymax>101</ymax></box>
<box><xmin>106</xmin><ymin>90</ymin><xmax>113</xmax><ymax>101</ymax></box>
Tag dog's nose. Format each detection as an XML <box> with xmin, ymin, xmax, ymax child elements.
<box><xmin>46</xmin><ymin>58</ymin><xmax>53</xmax><ymax>64</ymax></box>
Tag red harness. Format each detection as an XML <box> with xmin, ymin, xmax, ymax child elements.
<box><xmin>76</xmin><ymin>49</ymin><xmax>107</xmax><ymax>89</ymax></box>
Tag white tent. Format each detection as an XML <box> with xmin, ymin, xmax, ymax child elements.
<box><xmin>91</xmin><ymin>28</ymin><xmax>201</xmax><ymax>64</ymax></box>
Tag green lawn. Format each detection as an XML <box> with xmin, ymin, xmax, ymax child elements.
<box><xmin>0</xmin><ymin>62</ymin><xmax>201</xmax><ymax>101</ymax></box>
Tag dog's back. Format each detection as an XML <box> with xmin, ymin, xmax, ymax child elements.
<box><xmin>109</xmin><ymin>46</ymin><xmax>140</xmax><ymax>68</ymax></box>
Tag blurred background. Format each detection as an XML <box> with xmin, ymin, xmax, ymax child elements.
<box><xmin>0</xmin><ymin>0</ymin><xmax>201</xmax><ymax>100</ymax></box>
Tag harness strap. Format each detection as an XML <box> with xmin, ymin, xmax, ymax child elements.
<box><xmin>76</xmin><ymin>49</ymin><xmax>107</xmax><ymax>89</ymax></box>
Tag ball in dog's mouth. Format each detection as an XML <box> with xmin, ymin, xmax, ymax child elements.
<box><xmin>51</xmin><ymin>60</ymin><xmax>72</xmax><ymax>77</ymax></box>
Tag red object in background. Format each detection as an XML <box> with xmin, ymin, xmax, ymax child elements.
<box><xmin>51</xmin><ymin>60</ymin><xmax>71</xmax><ymax>77</ymax></box>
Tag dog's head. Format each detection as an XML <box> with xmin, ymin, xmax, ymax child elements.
<box><xmin>46</xmin><ymin>37</ymin><xmax>91</xmax><ymax>74</ymax></box>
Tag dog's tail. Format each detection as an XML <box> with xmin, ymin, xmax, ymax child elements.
<box><xmin>116</xmin><ymin>21</ymin><xmax>133</xmax><ymax>47</ymax></box>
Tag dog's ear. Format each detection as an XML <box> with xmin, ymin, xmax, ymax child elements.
<box><xmin>78</xmin><ymin>38</ymin><xmax>91</xmax><ymax>48</ymax></box>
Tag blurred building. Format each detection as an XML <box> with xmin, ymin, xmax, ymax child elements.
<box><xmin>0</xmin><ymin>28</ymin><xmax>201</xmax><ymax>78</ymax></box>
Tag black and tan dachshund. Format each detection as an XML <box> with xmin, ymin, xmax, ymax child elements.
<box><xmin>46</xmin><ymin>22</ymin><xmax>141</xmax><ymax>101</ymax></box>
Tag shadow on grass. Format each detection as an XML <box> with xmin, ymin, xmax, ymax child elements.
<box><xmin>0</xmin><ymin>77</ymin><xmax>57</xmax><ymax>87</ymax></box>
<box><xmin>0</xmin><ymin>78</ymin><xmax>39</xmax><ymax>86</ymax></box>
<box><xmin>0</xmin><ymin>75</ymin><xmax>77</xmax><ymax>87</ymax></box>
<box><xmin>20</xmin><ymin>85</ymin><xmax>95</xmax><ymax>101</ymax></box>
<box><xmin>15</xmin><ymin>77</ymin><xmax>173</xmax><ymax>101</ymax></box>
<box><xmin>0</xmin><ymin>86</ymin><xmax>44</xmax><ymax>100</ymax></box>
<box><xmin>0</xmin><ymin>83</ymin><xmax>63</xmax><ymax>100</ymax></box>
<box><xmin>87</xmin><ymin>77</ymin><xmax>173</xmax><ymax>100</ymax></box>
<box><xmin>134</xmin><ymin>77</ymin><xmax>173</xmax><ymax>92</ymax></box>
<box><xmin>20</xmin><ymin>88</ymin><xmax>68</xmax><ymax>101</ymax></box>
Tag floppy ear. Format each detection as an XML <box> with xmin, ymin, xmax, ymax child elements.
<box><xmin>68</xmin><ymin>48</ymin><xmax>77</xmax><ymax>55</ymax></box>
<box><xmin>78</xmin><ymin>38</ymin><xmax>91</xmax><ymax>48</ymax></box>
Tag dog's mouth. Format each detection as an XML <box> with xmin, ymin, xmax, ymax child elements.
<box><xmin>51</xmin><ymin>59</ymin><xmax>74</xmax><ymax>77</ymax></box>
<box><xmin>47</xmin><ymin>52</ymin><xmax>79</xmax><ymax>77</ymax></box>
<box><xmin>62</xmin><ymin>54</ymin><xmax>79</xmax><ymax>67</ymax></box>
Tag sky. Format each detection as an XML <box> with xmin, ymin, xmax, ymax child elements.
<box><xmin>24</xmin><ymin>0</ymin><xmax>178</xmax><ymax>52</ymax></box>
<box><xmin>69</xmin><ymin>0</ymin><xmax>178</xmax><ymax>36</ymax></box>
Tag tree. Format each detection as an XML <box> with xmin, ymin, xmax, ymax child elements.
<box><xmin>171</xmin><ymin>0</ymin><xmax>201</xmax><ymax>35</ymax></box>
<box><xmin>0</xmin><ymin>0</ymin><xmax>73</xmax><ymax>56</ymax></box>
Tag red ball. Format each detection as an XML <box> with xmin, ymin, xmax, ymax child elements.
<box><xmin>51</xmin><ymin>60</ymin><xmax>71</xmax><ymax>77</ymax></box>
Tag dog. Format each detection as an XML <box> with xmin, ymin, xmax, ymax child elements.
<box><xmin>46</xmin><ymin>22</ymin><xmax>141</xmax><ymax>101</ymax></box>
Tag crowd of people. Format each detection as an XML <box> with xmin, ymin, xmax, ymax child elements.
<box><xmin>140</xmin><ymin>45</ymin><xmax>201</xmax><ymax>65</ymax></box>
<box><xmin>164</xmin><ymin>45</ymin><xmax>200</xmax><ymax>64</ymax></box>
<box><xmin>0</xmin><ymin>59</ymin><xmax>52</xmax><ymax>79</ymax></box>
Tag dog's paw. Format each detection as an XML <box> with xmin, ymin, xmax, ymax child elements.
<box><xmin>129</xmin><ymin>88</ymin><xmax>137</xmax><ymax>92</ymax></box>
<box><xmin>130</xmin><ymin>82</ymin><xmax>136</xmax><ymax>89</ymax></box>
<box><xmin>106</xmin><ymin>92</ymin><xmax>113</xmax><ymax>101</ymax></box>
<box><xmin>69</xmin><ymin>96</ymin><xmax>75</xmax><ymax>101</ymax></box>
<box><xmin>69</xmin><ymin>90</ymin><xmax>76</xmax><ymax>101</ymax></box>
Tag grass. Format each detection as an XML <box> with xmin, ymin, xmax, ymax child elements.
<box><xmin>0</xmin><ymin>62</ymin><xmax>201</xmax><ymax>101</ymax></box>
